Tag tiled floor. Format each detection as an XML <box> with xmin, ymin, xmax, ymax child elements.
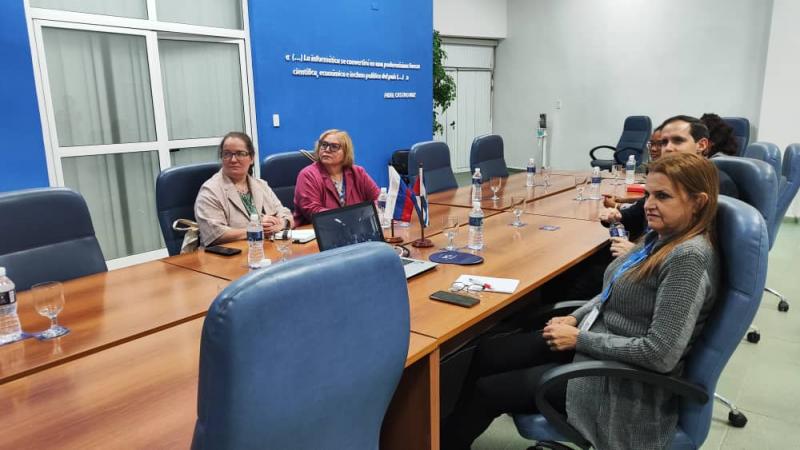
<box><xmin>471</xmin><ymin>220</ymin><xmax>800</xmax><ymax>449</ymax></box>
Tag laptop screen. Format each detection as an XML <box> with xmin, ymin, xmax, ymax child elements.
<box><xmin>312</xmin><ymin>201</ymin><xmax>386</xmax><ymax>251</ymax></box>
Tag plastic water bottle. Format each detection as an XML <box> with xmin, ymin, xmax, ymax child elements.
<box><xmin>625</xmin><ymin>155</ymin><xmax>636</xmax><ymax>185</ymax></box>
<box><xmin>589</xmin><ymin>166</ymin><xmax>602</xmax><ymax>200</ymax></box>
<box><xmin>526</xmin><ymin>158</ymin><xmax>536</xmax><ymax>187</ymax></box>
<box><xmin>467</xmin><ymin>201</ymin><xmax>484</xmax><ymax>250</ymax></box>
<box><xmin>0</xmin><ymin>267</ymin><xmax>22</xmax><ymax>345</ymax></box>
<box><xmin>377</xmin><ymin>187</ymin><xmax>389</xmax><ymax>228</ymax></box>
<box><xmin>247</xmin><ymin>213</ymin><xmax>265</xmax><ymax>269</ymax></box>
<box><xmin>609</xmin><ymin>222</ymin><xmax>628</xmax><ymax>239</ymax></box>
<box><xmin>471</xmin><ymin>168</ymin><xmax>482</xmax><ymax>202</ymax></box>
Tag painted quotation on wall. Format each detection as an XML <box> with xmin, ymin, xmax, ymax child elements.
<box><xmin>286</xmin><ymin>53</ymin><xmax>420</xmax><ymax>99</ymax></box>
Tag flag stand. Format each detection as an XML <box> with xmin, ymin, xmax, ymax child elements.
<box><xmin>411</xmin><ymin>162</ymin><xmax>433</xmax><ymax>248</ymax></box>
<box><xmin>385</xmin><ymin>219</ymin><xmax>403</xmax><ymax>244</ymax></box>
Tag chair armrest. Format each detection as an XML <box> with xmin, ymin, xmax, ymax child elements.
<box><xmin>612</xmin><ymin>147</ymin><xmax>644</xmax><ymax>165</ymax></box>
<box><xmin>589</xmin><ymin>145</ymin><xmax>617</xmax><ymax>160</ymax></box>
<box><xmin>533</xmin><ymin>360</ymin><xmax>709</xmax><ymax>449</ymax></box>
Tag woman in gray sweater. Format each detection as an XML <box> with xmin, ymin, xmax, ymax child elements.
<box><xmin>442</xmin><ymin>152</ymin><xmax>720</xmax><ymax>450</ymax></box>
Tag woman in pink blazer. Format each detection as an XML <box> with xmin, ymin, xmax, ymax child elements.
<box><xmin>293</xmin><ymin>129</ymin><xmax>380</xmax><ymax>225</ymax></box>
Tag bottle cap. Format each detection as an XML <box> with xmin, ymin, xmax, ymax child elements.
<box><xmin>0</xmin><ymin>267</ymin><xmax>5</xmax><ymax>277</ymax></box>
<box><xmin>528</xmin><ymin>158</ymin><xmax>535</xmax><ymax>164</ymax></box>
<box><xmin>472</xmin><ymin>201</ymin><xmax>481</xmax><ymax>209</ymax></box>
<box><xmin>380</xmin><ymin>187</ymin><xmax>387</xmax><ymax>193</ymax></box>
<box><xmin>250</xmin><ymin>213</ymin><xmax>259</xmax><ymax>221</ymax></box>
<box><xmin>475</xmin><ymin>168</ymin><xmax>481</xmax><ymax>175</ymax></box>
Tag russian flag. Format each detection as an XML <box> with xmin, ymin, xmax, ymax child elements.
<box><xmin>386</xmin><ymin>165</ymin><xmax>416</xmax><ymax>223</ymax></box>
<box><xmin>413</xmin><ymin>165</ymin><xmax>429</xmax><ymax>227</ymax></box>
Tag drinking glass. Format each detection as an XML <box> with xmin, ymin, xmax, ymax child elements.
<box><xmin>510</xmin><ymin>196</ymin><xmax>527</xmax><ymax>227</ymax></box>
<box><xmin>490</xmin><ymin>176</ymin><xmax>502</xmax><ymax>201</ymax></box>
<box><xmin>612</xmin><ymin>164</ymin><xmax>623</xmax><ymax>185</ymax></box>
<box><xmin>273</xmin><ymin>230</ymin><xmax>292</xmax><ymax>262</ymax></box>
<box><xmin>575</xmin><ymin>177</ymin><xmax>587</xmax><ymax>201</ymax></box>
<box><xmin>443</xmin><ymin>215</ymin><xmax>459</xmax><ymax>251</ymax></box>
<box><xmin>541</xmin><ymin>166</ymin><xmax>551</xmax><ymax>186</ymax></box>
<box><xmin>31</xmin><ymin>281</ymin><xmax>69</xmax><ymax>339</ymax></box>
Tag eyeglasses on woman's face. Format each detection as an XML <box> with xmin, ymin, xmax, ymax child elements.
<box><xmin>318</xmin><ymin>140</ymin><xmax>342</xmax><ymax>152</ymax></box>
<box><xmin>221</xmin><ymin>150</ymin><xmax>251</xmax><ymax>161</ymax></box>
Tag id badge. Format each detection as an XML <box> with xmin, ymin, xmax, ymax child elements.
<box><xmin>579</xmin><ymin>307</ymin><xmax>600</xmax><ymax>332</ymax></box>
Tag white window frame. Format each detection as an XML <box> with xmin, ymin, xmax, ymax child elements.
<box><xmin>25</xmin><ymin>0</ymin><xmax>258</xmax><ymax>269</ymax></box>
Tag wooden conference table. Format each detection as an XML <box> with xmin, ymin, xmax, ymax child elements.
<box><xmin>1</xmin><ymin>172</ymin><xmax>613</xmax><ymax>450</ymax></box>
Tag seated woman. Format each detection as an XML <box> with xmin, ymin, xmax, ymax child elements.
<box><xmin>195</xmin><ymin>131</ymin><xmax>293</xmax><ymax>246</ymax></box>
<box><xmin>293</xmin><ymin>129</ymin><xmax>380</xmax><ymax>225</ymax></box>
<box><xmin>443</xmin><ymin>152</ymin><xmax>719</xmax><ymax>450</ymax></box>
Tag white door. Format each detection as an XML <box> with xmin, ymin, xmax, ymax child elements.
<box><xmin>436</xmin><ymin>69</ymin><xmax>493</xmax><ymax>173</ymax></box>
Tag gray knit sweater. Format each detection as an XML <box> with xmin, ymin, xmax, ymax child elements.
<box><xmin>566</xmin><ymin>232</ymin><xmax>718</xmax><ymax>450</ymax></box>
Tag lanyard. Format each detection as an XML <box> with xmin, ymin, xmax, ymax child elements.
<box><xmin>599</xmin><ymin>238</ymin><xmax>656</xmax><ymax>303</ymax></box>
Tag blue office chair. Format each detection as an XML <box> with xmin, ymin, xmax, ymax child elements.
<box><xmin>742</xmin><ymin>142</ymin><xmax>793</xmax><ymax>312</ymax></box>
<box><xmin>589</xmin><ymin>116</ymin><xmax>652</xmax><ymax>171</ymax></box>
<box><xmin>744</xmin><ymin>142</ymin><xmax>782</xmax><ymax>180</ymax></box>
<box><xmin>408</xmin><ymin>140</ymin><xmax>458</xmax><ymax>193</ymax></box>
<box><xmin>260</xmin><ymin>151</ymin><xmax>313</xmax><ymax>212</ymax></box>
<box><xmin>470</xmin><ymin>134</ymin><xmax>509</xmax><ymax>179</ymax></box>
<box><xmin>722</xmin><ymin>117</ymin><xmax>750</xmax><ymax>156</ymax></box>
<box><xmin>513</xmin><ymin>196</ymin><xmax>769</xmax><ymax>449</ymax></box>
<box><xmin>155</xmin><ymin>162</ymin><xmax>220</xmax><ymax>256</ymax></box>
<box><xmin>0</xmin><ymin>188</ymin><xmax>106</xmax><ymax>291</ymax></box>
<box><xmin>191</xmin><ymin>242</ymin><xmax>410</xmax><ymax>450</ymax></box>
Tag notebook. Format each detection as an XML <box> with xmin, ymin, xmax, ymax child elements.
<box><xmin>312</xmin><ymin>201</ymin><xmax>437</xmax><ymax>279</ymax></box>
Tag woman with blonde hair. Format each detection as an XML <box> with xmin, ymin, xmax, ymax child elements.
<box><xmin>443</xmin><ymin>152</ymin><xmax>720</xmax><ymax>450</ymax></box>
<box><xmin>293</xmin><ymin>129</ymin><xmax>380</xmax><ymax>225</ymax></box>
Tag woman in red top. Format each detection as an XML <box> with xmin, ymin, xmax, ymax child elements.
<box><xmin>293</xmin><ymin>129</ymin><xmax>381</xmax><ymax>225</ymax></box>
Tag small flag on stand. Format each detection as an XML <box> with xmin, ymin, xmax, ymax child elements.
<box><xmin>413</xmin><ymin>165</ymin><xmax>429</xmax><ymax>228</ymax></box>
<box><xmin>385</xmin><ymin>165</ymin><xmax>417</xmax><ymax>223</ymax></box>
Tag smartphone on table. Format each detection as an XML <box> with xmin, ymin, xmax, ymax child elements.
<box><xmin>204</xmin><ymin>245</ymin><xmax>241</xmax><ymax>256</ymax></box>
<box><xmin>429</xmin><ymin>290</ymin><xmax>480</xmax><ymax>308</ymax></box>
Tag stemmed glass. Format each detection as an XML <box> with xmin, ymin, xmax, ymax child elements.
<box><xmin>510</xmin><ymin>196</ymin><xmax>527</xmax><ymax>227</ymax></box>
<box><xmin>612</xmin><ymin>164</ymin><xmax>623</xmax><ymax>185</ymax></box>
<box><xmin>541</xmin><ymin>166</ymin><xmax>551</xmax><ymax>186</ymax></box>
<box><xmin>490</xmin><ymin>176</ymin><xmax>502</xmax><ymax>201</ymax></box>
<box><xmin>575</xmin><ymin>177</ymin><xmax>588</xmax><ymax>201</ymax></box>
<box><xmin>274</xmin><ymin>230</ymin><xmax>292</xmax><ymax>262</ymax></box>
<box><xmin>443</xmin><ymin>215</ymin><xmax>459</xmax><ymax>251</ymax></box>
<box><xmin>31</xmin><ymin>281</ymin><xmax>69</xmax><ymax>339</ymax></box>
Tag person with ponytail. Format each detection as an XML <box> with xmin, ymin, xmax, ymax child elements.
<box><xmin>443</xmin><ymin>152</ymin><xmax>720</xmax><ymax>450</ymax></box>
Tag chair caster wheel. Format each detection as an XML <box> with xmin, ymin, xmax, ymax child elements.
<box><xmin>778</xmin><ymin>300</ymin><xmax>789</xmax><ymax>312</ymax></box>
<box><xmin>746</xmin><ymin>331</ymin><xmax>761</xmax><ymax>343</ymax></box>
<box><xmin>728</xmin><ymin>410</ymin><xmax>748</xmax><ymax>428</ymax></box>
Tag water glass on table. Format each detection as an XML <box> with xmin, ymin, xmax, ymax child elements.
<box><xmin>510</xmin><ymin>196</ymin><xmax>527</xmax><ymax>227</ymax></box>
<box><xmin>273</xmin><ymin>230</ymin><xmax>292</xmax><ymax>262</ymax></box>
<box><xmin>612</xmin><ymin>164</ymin><xmax>624</xmax><ymax>185</ymax></box>
<box><xmin>443</xmin><ymin>215</ymin><xmax>459</xmax><ymax>251</ymax></box>
<box><xmin>574</xmin><ymin>177</ymin><xmax>588</xmax><ymax>201</ymax></box>
<box><xmin>490</xmin><ymin>176</ymin><xmax>502</xmax><ymax>201</ymax></box>
<box><xmin>541</xmin><ymin>166</ymin><xmax>551</xmax><ymax>186</ymax></box>
<box><xmin>31</xmin><ymin>281</ymin><xmax>69</xmax><ymax>339</ymax></box>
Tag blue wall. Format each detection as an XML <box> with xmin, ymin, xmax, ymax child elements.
<box><xmin>0</xmin><ymin>1</ymin><xmax>49</xmax><ymax>192</ymax></box>
<box><xmin>248</xmin><ymin>0</ymin><xmax>433</xmax><ymax>187</ymax></box>
<box><xmin>0</xmin><ymin>0</ymin><xmax>433</xmax><ymax>192</ymax></box>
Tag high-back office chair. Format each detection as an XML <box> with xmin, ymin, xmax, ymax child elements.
<box><xmin>0</xmin><ymin>188</ymin><xmax>107</xmax><ymax>291</ymax></box>
<box><xmin>469</xmin><ymin>134</ymin><xmax>510</xmax><ymax>179</ymax></box>
<box><xmin>744</xmin><ymin>142</ymin><xmax>782</xmax><ymax>180</ymax></box>
<box><xmin>408</xmin><ymin>140</ymin><xmax>458</xmax><ymax>193</ymax></box>
<box><xmin>390</xmin><ymin>149</ymin><xmax>411</xmax><ymax>185</ymax></box>
<box><xmin>155</xmin><ymin>162</ymin><xmax>220</xmax><ymax>256</ymax></box>
<box><xmin>722</xmin><ymin>117</ymin><xmax>750</xmax><ymax>156</ymax></box>
<box><xmin>513</xmin><ymin>196</ymin><xmax>769</xmax><ymax>449</ymax></box>
<box><xmin>260</xmin><ymin>152</ymin><xmax>313</xmax><ymax>211</ymax></box>
<box><xmin>589</xmin><ymin>116</ymin><xmax>652</xmax><ymax>171</ymax></box>
<box><xmin>191</xmin><ymin>242</ymin><xmax>410</xmax><ymax>450</ymax></box>
<box><xmin>742</xmin><ymin>143</ymin><xmax>793</xmax><ymax>312</ymax></box>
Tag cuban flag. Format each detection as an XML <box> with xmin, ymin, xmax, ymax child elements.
<box><xmin>385</xmin><ymin>165</ymin><xmax>417</xmax><ymax>222</ymax></box>
<box><xmin>413</xmin><ymin>165</ymin><xmax>429</xmax><ymax>227</ymax></box>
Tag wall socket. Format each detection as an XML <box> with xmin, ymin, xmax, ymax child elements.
<box><xmin>555</xmin><ymin>99</ymin><xmax>562</xmax><ymax>110</ymax></box>
<box><xmin>272</xmin><ymin>114</ymin><xmax>280</xmax><ymax>127</ymax></box>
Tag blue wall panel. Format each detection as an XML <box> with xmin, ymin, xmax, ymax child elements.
<box><xmin>0</xmin><ymin>1</ymin><xmax>49</xmax><ymax>192</ymax></box>
<box><xmin>248</xmin><ymin>0</ymin><xmax>433</xmax><ymax>187</ymax></box>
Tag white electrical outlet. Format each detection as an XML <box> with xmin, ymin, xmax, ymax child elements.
<box><xmin>272</xmin><ymin>114</ymin><xmax>280</xmax><ymax>127</ymax></box>
<box><xmin>555</xmin><ymin>100</ymin><xmax>562</xmax><ymax>110</ymax></box>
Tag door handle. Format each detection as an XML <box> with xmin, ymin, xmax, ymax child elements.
<box><xmin>449</xmin><ymin>121</ymin><xmax>456</xmax><ymax>128</ymax></box>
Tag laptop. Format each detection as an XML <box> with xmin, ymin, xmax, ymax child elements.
<box><xmin>312</xmin><ymin>201</ymin><xmax>437</xmax><ymax>279</ymax></box>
